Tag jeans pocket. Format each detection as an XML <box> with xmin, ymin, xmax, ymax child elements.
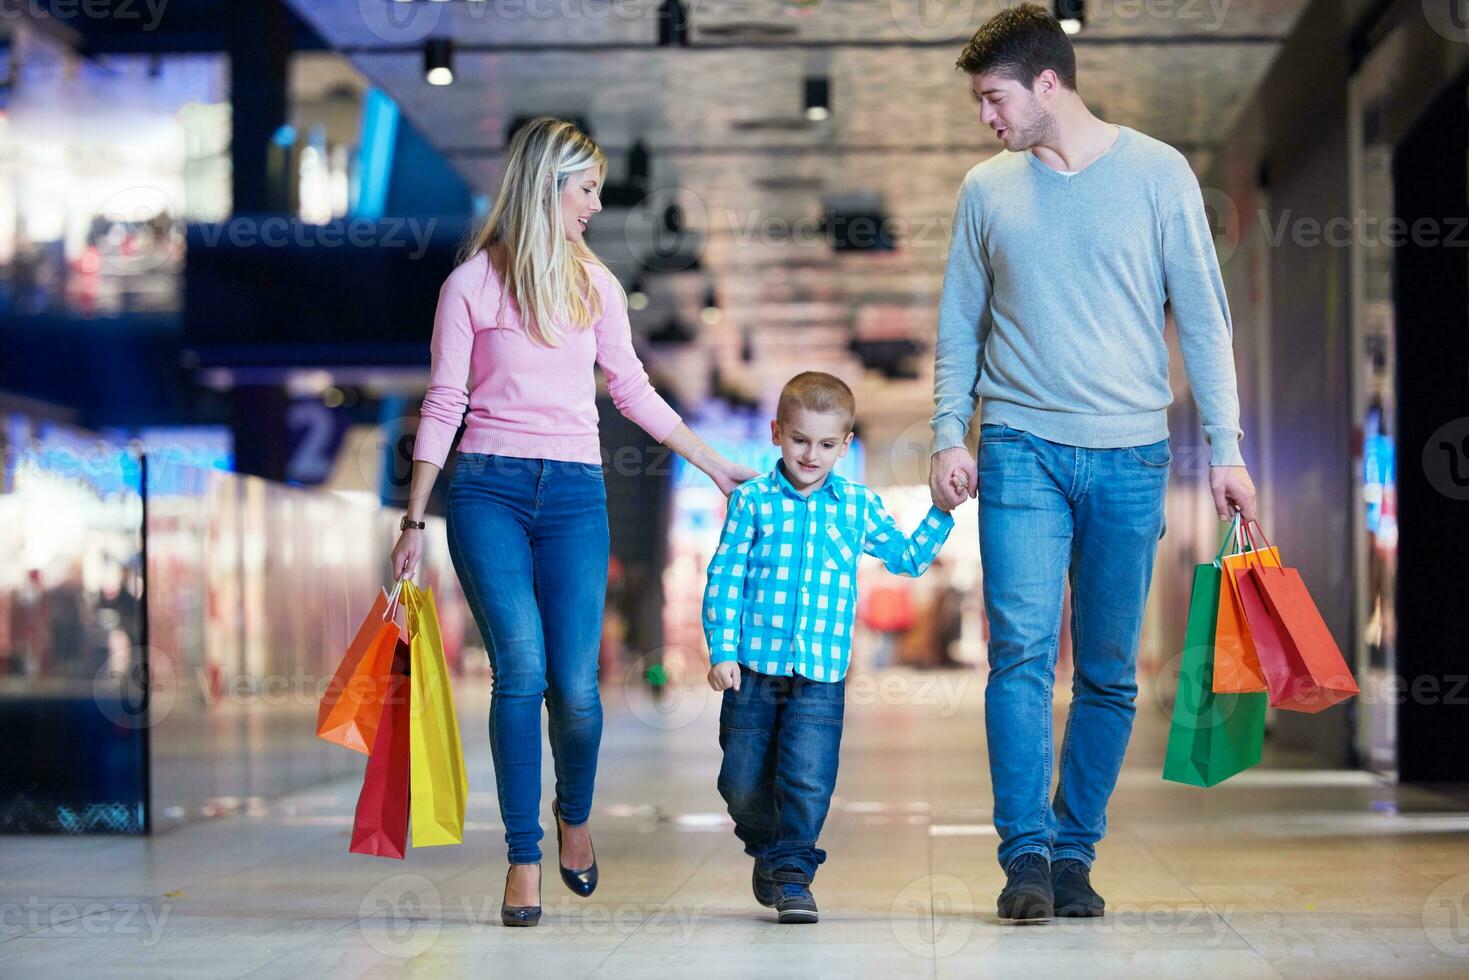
<box><xmin>979</xmin><ymin>423</ymin><xmax>1026</xmax><ymax>444</ymax></box>
<box><xmin>720</xmin><ymin>679</ymin><xmax>771</xmax><ymax>733</ymax></box>
<box><xmin>1127</xmin><ymin>439</ymin><xmax>1172</xmax><ymax>468</ymax></box>
<box><xmin>576</xmin><ymin>462</ymin><xmax>605</xmax><ymax>480</ymax></box>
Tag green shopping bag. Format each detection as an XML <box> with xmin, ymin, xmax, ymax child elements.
<box><xmin>1163</xmin><ymin>516</ymin><xmax>1268</xmax><ymax>787</ymax></box>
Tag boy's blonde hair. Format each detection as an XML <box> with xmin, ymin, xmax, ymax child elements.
<box><xmin>459</xmin><ymin>117</ymin><xmax>617</xmax><ymax>347</ymax></box>
<box><xmin>777</xmin><ymin>372</ymin><xmax>857</xmax><ymax>431</ymax></box>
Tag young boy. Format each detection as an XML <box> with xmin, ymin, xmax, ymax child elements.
<box><xmin>702</xmin><ymin>371</ymin><xmax>954</xmax><ymax>923</ymax></box>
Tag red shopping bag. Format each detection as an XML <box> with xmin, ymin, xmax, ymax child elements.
<box><xmin>317</xmin><ymin>582</ymin><xmax>403</xmax><ymax>755</ymax></box>
<box><xmin>1232</xmin><ymin>521</ymin><xmax>1359</xmax><ymax>713</ymax></box>
<box><xmin>351</xmin><ymin>638</ymin><xmax>411</xmax><ymax>859</ymax></box>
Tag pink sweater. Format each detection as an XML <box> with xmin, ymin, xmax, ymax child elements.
<box><xmin>412</xmin><ymin>251</ymin><xmax>683</xmax><ymax>467</ymax></box>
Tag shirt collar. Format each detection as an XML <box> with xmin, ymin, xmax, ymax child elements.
<box><xmin>772</xmin><ymin>460</ymin><xmax>846</xmax><ymax>502</ymax></box>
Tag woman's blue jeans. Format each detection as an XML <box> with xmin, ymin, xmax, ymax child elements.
<box><xmin>445</xmin><ymin>453</ymin><xmax>609</xmax><ymax>865</ymax></box>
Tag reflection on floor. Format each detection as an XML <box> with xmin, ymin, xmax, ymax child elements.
<box><xmin>3</xmin><ymin>670</ymin><xmax>1469</xmax><ymax>978</ymax></box>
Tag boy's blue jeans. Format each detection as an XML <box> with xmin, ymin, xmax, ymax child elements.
<box><xmin>717</xmin><ymin>664</ymin><xmax>845</xmax><ymax>883</ymax></box>
<box><xmin>977</xmin><ymin>423</ymin><xmax>1170</xmax><ymax>872</ymax></box>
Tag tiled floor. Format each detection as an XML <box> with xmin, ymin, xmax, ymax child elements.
<box><xmin>4</xmin><ymin>669</ymin><xmax>1469</xmax><ymax>978</ymax></box>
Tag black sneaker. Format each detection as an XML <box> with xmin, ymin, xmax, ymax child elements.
<box><xmin>752</xmin><ymin>863</ymin><xmax>778</xmax><ymax>908</ymax></box>
<box><xmin>997</xmin><ymin>853</ymin><xmax>1053</xmax><ymax>923</ymax></box>
<box><xmin>1052</xmin><ymin>859</ymin><xmax>1105</xmax><ymax>917</ymax></box>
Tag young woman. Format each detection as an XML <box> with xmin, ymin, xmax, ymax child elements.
<box><xmin>388</xmin><ymin>118</ymin><xmax>754</xmax><ymax>926</ymax></box>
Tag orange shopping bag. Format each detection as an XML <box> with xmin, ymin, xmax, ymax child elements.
<box><xmin>1232</xmin><ymin>521</ymin><xmax>1360</xmax><ymax>713</ymax></box>
<box><xmin>316</xmin><ymin>581</ymin><xmax>404</xmax><ymax>755</ymax></box>
<box><xmin>1213</xmin><ymin>520</ymin><xmax>1277</xmax><ymax>693</ymax></box>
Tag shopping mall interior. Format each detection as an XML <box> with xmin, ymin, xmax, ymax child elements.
<box><xmin>2</xmin><ymin>0</ymin><xmax>1468</xmax><ymax>975</ymax></box>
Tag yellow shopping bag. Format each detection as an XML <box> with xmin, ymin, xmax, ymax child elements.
<box><xmin>403</xmin><ymin>580</ymin><xmax>468</xmax><ymax>847</ymax></box>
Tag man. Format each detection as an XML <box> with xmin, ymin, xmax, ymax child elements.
<box><xmin>928</xmin><ymin>5</ymin><xmax>1258</xmax><ymax>923</ymax></box>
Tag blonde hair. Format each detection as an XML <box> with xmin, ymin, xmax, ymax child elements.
<box><xmin>460</xmin><ymin>117</ymin><xmax>618</xmax><ymax>347</ymax></box>
<box><xmin>777</xmin><ymin>372</ymin><xmax>857</xmax><ymax>431</ymax></box>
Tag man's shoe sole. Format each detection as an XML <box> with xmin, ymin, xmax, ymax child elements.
<box><xmin>997</xmin><ymin>896</ymin><xmax>1054</xmax><ymax>924</ymax></box>
<box><xmin>1055</xmin><ymin>904</ymin><xmax>1104</xmax><ymax>918</ymax></box>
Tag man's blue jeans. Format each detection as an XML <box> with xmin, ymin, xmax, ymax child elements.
<box><xmin>445</xmin><ymin>453</ymin><xmax>609</xmax><ymax>865</ymax></box>
<box><xmin>977</xmin><ymin>423</ymin><xmax>1169</xmax><ymax>871</ymax></box>
<box><xmin>717</xmin><ymin>664</ymin><xmax>845</xmax><ymax>883</ymax></box>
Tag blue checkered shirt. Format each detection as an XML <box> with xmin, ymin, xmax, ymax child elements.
<box><xmin>702</xmin><ymin>463</ymin><xmax>954</xmax><ymax>682</ymax></box>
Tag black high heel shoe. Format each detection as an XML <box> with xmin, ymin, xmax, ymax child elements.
<box><xmin>552</xmin><ymin>798</ymin><xmax>598</xmax><ymax>897</ymax></box>
<box><xmin>500</xmin><ymin>863</ymin><xmax>542</xmax><ymax>927</ymax></box>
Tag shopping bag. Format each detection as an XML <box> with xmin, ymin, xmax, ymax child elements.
<box><xmin>1212</xmin><ymin>519</ymin><xmax>1277</xmax><ymax>694</ymax></box>
<box><xmin>317</xmin><ymin>581</ymin><xmax>404</xmax><ymax>755</ymax></box>
<box><xmin>350</xmin><ymin>638</ymin><xmax>411</xmax><ymax>859</ymax></box>
<box><xmin>1234</xmin><ymin>521</ymin><xmax>1360</xmax><ymax>713</ymax></box>
<box><xmin>404</xmin><ymin>580</ymin><xmax>468</xmax><ymax>847</ymax></box>
<box><xmin>1164</xmin><ymin>518</ymin><xmax>1267</xmax><ymax>787</ymax></box>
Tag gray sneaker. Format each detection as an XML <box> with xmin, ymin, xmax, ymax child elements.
<box><xmin>752</xmin><ymin>863</ymin><xmax>778</xmax><ymax>908</ymax></box>
<box><xmin>775</xmin><ymin>882</ymin><xmax>818</xmax><ymax>924</ymax></box>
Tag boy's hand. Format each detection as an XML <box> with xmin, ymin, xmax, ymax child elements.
<box><xmin>930</xmin><ymin>447</ymin><xmax>977</xmax><ymax>511</ymax></box>
<box><xmin>707</xmin><ymin>661</ymin><xmax>741</xmax><ymax>692</ymax></box>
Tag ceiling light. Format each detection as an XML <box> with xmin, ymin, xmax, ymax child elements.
<box><xmin>700</xmin><ymin>284</ymin><xmax>721</xmax><ymax>325</ymax></box>
<box><xmin>1055</xmin><ymin>0</ymin><xmax>1084</xmax><ymax>34</ymax></box>
<box><xmin>804</xmin><ymin>77</ymin><xmax>830</xmax><ymax>122</ymax></box>
<box><xmin>424</xmin><ymin>38</ymin><xmax>453</xmax><ymax>86</ymax></box>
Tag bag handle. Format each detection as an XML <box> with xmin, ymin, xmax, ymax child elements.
<box><xmin>1213</xmin><ymin>512</ymin><xmax>1243</xmax><ymax>567</ymax></box>
<box><xmin>383</xmin><ymin>577</ymin><xmax>407</xmax><ymax>622</ymax></box>
<box><xmin>399</xmin><ymin>578</ymin><xmax>424</xmax><ymax>632</ymax></box>
<box><xmin>1238</xmin><ymin>519</ymin><xmax>1279</xmax><ymax>575</ymax></box>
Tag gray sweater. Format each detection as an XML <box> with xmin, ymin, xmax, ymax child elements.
<box><xmin>930</xmin><ymin>125</ymin><xmax>1245</xmax><ymax>467</ymax></box>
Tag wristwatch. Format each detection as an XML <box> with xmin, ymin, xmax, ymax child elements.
<box><xmin>400</xmin><ymin>516</ymin><xmax>426</xmax><ymax>531</ymax></box>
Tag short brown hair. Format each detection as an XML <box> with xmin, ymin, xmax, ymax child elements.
<box><xmin>956</xmin><ymin>3</ymin><xmax>1078</xmax><ymax>92</ymax></box>
<box><xmin>777</xmin><ymin>372</ymin><xmax>856</xmax><ymax>431</ymax></box>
